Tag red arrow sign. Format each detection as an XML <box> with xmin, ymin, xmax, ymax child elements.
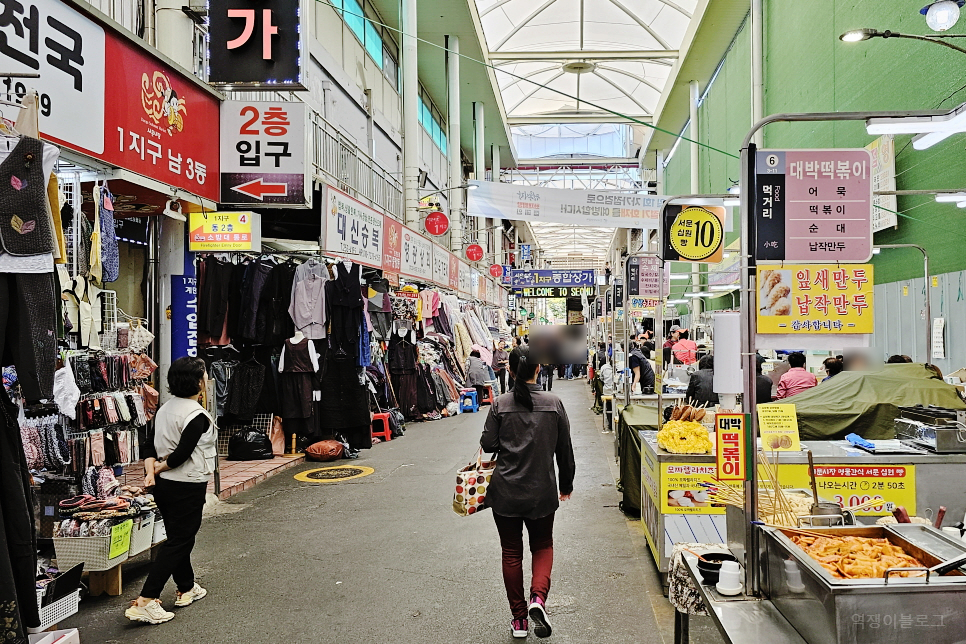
<box><xmin>231</xmin><ymin>178</ymin><xmax>288</xmax><ymax>200</ymax></box>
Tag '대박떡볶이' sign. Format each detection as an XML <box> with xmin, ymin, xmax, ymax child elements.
<box><xmin>755</xmin><ymin>149</ymin><xmax>873</xmax><ymax>263</ymax></box>
<box><xmin>324</xmin><ymin>186</ymin><xmax>383</xmax><ymax>269</ymax></box>
<box><xmin>715</xmin><ymin>414</ymin><xmax>747</xmax><ymax>482</ymax></box>
<box><xmin>467</xmin><ymin>180</ymin><xmax>667</xmax><ymax>229</ymax></box>
<box><xmin>757</xmin><ymin>264</ymin><xmax>873</xmax><ymax>334</ymax></box>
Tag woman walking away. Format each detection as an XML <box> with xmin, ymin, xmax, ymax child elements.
<box><xmin>125</xmin><ymin>357</ymin><xmax>216</xmax><ymax>625</ymax></box>
<box><xmin>465</xmin><ymin>349</ymin><xmax>490</xmax><ymax>402</ymax></box>
<box><xmin>481</xmin><ymin>346</ymin><xmax>576</xmax><ymax>639</ymax></box>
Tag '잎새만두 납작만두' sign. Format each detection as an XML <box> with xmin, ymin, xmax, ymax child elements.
<box><xmin>757</xmin><ymin>265</ymin><xmax>873</xmax><ymax>334</ymax></box>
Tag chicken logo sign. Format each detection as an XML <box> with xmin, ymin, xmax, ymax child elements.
<box><xmin>141</xmin><ymin>71</ymin><xmax>187</xmax><ymax>136</ymax></box>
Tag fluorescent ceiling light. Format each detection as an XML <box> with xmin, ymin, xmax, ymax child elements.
<box><xmin>936</xmin><ymin>193</ymin><xmax>966</xmax><ymax>202</ymax></box>
<box><xmin>872</xmin><ymin>247</ymin><xmax>881</xmax><ymax>254</ymax></box>
<box><xmin>666</xmin><ymin>299</ymin><xmax>688</xmax><ymax>305</ymax></box>
<box><xmin>840</xmin><ymin>28</ymin><xmax>875</xmax><ymax>42</ymax></box>
<box><xmin>958</xmin><ymin>201</ymin><xmax>966</xmax><ymax>208</ymax></box>
<box><xmin>709</xmin><ymin>284</ymin><xmax>737</xmax><ymax>291</ymax></box>
<box><xmin>684</xmin><ymin>291</ymin><xmax>711</xmax><ymax>298</ymax></box>
<box><xmin>866</xmin><ymin>102</ymin><xmax>966</xmax><ymax>146</ymax></box>
<box><xmin>669</xmin><ymin>274</ymin><xmax>691</xmax><ymax>280</ymax></box>
<box><xmin>722</xmin><ymin>198</ymin><xmax>740</xmax><ymax>207</ymax></box>
<box><xmin>728</xmin><ymin>184</ymin><xmax>741</xmax><ymax>195</ymax></box>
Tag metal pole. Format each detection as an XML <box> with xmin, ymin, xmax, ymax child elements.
<box><xmin>874</xmin><ymin>244</ymin><xmax>930</xmax><ymax>361</ymax></box>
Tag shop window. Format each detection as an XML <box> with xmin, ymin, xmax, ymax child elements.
<box><xmin>364</xmin><ymin>20</ymin><xmax>383</xmax><ymax>69</ymax></box>
<box><xmin>383</xmin><ymin>47</ymin><xmax>398</xmax><ymax>89</ymax></box>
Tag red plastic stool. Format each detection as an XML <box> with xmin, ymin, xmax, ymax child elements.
<box><xmin>371</xmin><ymin>412</ymin><xmax>392</xmax><ymax>442</ymax></box>
<box><xmin>481</xmin><ymin>385</ymin><xmax>495</xmax><ymax>405</ymax></box>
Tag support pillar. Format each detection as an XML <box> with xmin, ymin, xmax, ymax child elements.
<box><xmin>402</xmin><ymin>0</ymin><xmax>419</xmax><ymax>227</ymax></box>
<box><xmin>689</xmin><ymin>80</ymin><xmax>702</xmax><ymax>320</ymax></box>
<box><xmin>446</xmin><ymin>35</ymin><xmax>463</xmax><ymax>253</ymax></box>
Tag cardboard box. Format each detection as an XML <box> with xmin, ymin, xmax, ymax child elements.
<box><xmin>29</xmin><ymin>629</ymin><xmax>80</xmax><ymax>644</ymax></box>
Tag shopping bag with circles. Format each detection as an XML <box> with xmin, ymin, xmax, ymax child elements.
<box><xmin>453</xmin><ymin>448</ymin><xmax>497</xmax><ymax>516</ymax></box>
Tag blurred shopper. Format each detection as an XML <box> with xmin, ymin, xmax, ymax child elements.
<box><xmin>493</xmin><ymin>341</ymin><xmax>510</xmax><ymax>394</ymax></box>
<box><xmin>466</xmin><ymin>350</ymin><xmax>490</xmax><ymax>401</ymax></box>
<box><xmin>822</xmin><ymin>357</ymin><xmax>844</xmax><ymax>382</ymax></box>
<box><xmin>756</xmin><ymin>360</ymin><xmax>774</xmax><ymax>404</ymax></box>
<box><xmin>685</xmin><ymin>355</ymin><xmax>719</xmax><ymax>407</ymax></box>
<box><xmin>775</xmin><ymin>352</ymin><xmax>817</xmax><ymax>399</ymax></box>
<box><xmin>672</xmin><ymin>330</ymin><xmax>698</xmax><ymax>365</ymax></box>
<box><xmin>627</xmin><ymin>342</ymin><xmax>655</xmax><ymax>395</ymax></box>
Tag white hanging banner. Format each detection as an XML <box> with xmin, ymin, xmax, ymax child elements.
<box><xmin>467</xmin><ymin>180</ymin><xmax>667</xmax><ymax>229</ymax></box>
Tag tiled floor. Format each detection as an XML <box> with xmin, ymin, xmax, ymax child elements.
<box><xmin>122</xmin><ymin>456</ymin><xmax>305</xmax><ymax>500</ymax></box>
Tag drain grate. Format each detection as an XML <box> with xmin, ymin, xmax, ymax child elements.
<box><xmin>294</xmin><ymin>465</ymin><xmax>374</xmax><ymax>483</ymax></box>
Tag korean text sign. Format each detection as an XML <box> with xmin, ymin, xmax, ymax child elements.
<box><xmin>324</xmin><ymin>186</ymin><xmax>383</xmax><ymax>269</ymax></box>
<box><xmin>220</xmin><ymin>101</ymin><xmax>308</xmax><ymax>206</ymax></box>
<box><xmin>0</xmin><ymin>0</ymin><xmax>220</xmax><ymax>202</ymax></box>
<box><xmin>208</xmin><ymin>0</ymin><xmax>303</xmax><ymax>88</ymax></box>
<box><xmin>756</xmin><ymin>404</ymin><xmax>800</xmax><ymax>451</ymax></box>
<box><xmin>401</xmin><ymin>227</ymin><xmax>433</xmax><ymax>280</ymax></box>
<box><xmin>510</xmin><ymin>269</ymin><xmax>596</xmax><ymax>287</ymax></box>
<box><xmin>188</xmin><ymin>211</ymin><xmax>254</xmax><ymax>252</ymax></box>
<box><xmin>755</xmin><ymin>149</ymin><xmax>873</xmax><ymax>263</ymax></box>
<box><xmin>661</xmin><ymin>463</ymin><xmax>723</xmax><ymax>514</ymax></box>
<box><xmin>715</xmin><ymin>414</ymin><xmax>747</xmax><ymax>482</ymax></box>
<box><xmin>757</xmin><ymin>264</ymin><xmax>873</xmax><ymax>334</ymax></box>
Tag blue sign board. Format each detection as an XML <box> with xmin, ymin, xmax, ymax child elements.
<box><xmin>170</xmin><ymin>248</ymin><xmax>198</xmax><ymax>360</ymax></box>
<box><xmin>520</xmin><ymin>244</ymin><xmax>531</xmax><ymax>260</ymax></box>
<box><xmin>501</xmin><ymin>265</ymin><xmax>512</xmax><ymax>285</ymax></box>
<box><xmin>510</xmin><ymin>269</ymin><xmax>596</xmax><ymax>288</ymax></box>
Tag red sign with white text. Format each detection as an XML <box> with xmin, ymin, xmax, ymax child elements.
<box><xmin>489</xmin><ymin>264</ymin><xmax>503</xmax><ymax>278</ymax></box>
<box><xmin>448</xmin><ymin>255</ymin><xmax>459</xmax><ymax>290</ymax></box>
<box><xmin>382</xmin><ymin>217</ymin><xmax>402</xmax><ymax>273</ymax></box>
<box><xmin>466</xmin><ymin>244</ymin><xmax>484</xmax><ymax>262</ymax></box>
<box><xmin>98</xmin><ymin>35</ymin><xmax>219</xmax><ymax>201</ymax></box>
<box><xmin>424</xmin><ymin>211</ymin><xmax>449</xmax><ymax>236</ymax></box>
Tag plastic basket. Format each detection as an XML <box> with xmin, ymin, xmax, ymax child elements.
<box><xmin>53</xmin><ymin>534</ymin><xmax>129</xmax><ymax>572</ymax></box>
<box><xmin>128</xmin><ymin>513</ymin><xmax>155</xmax><ymax>556</ymax></box>
<box><xmin>32</xmin><ymin>589</ymin><xmax>81</xmax><ymax>632</ymax></box>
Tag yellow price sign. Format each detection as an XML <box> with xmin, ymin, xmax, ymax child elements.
<box><xmin>669</xmin><ymin>206</ymin><xmax>724</xmax><ymax>262</ymax></box>
<box><xmin>109</xmin><ymin>520</ymin><xmax>134</xmax><ymax>559</ymax></box>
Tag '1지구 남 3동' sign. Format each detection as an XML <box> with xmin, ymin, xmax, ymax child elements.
<box><xmin>755</xmin><ymin>149</ymin><xmax>873</xmax><ymax>263</ymax></box>
<box><xmin>757</xmin><ymin>264</ymin><xmax>873</xmax><ymax>334</ymax></box>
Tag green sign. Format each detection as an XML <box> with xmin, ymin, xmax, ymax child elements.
<box><xmin>528</xmin><ymin>312</ymin><xmax>536</xmax><ymax>320</ymax></box>
<box><xmin>539</xmin><ymin>316</ymin><xmax>548</xmax><ymax>323</ymax></box>
<box><xmin>109</xmin><ymin>520</ymin><xmax>134</xmax><ymax>559</ymax></box>
<box><xmin>519</xmin><ymin>308</ymin><xmax>527</xmax><ymax>316</ymax></box>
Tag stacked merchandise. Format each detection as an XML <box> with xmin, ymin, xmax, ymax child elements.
<box><xmin>195</xmin><ymin>255</ymin><xmax>387</xmax><ymax>452</ymax></box>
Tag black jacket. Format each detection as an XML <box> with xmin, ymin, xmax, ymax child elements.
<box><xmin>481</xmin><ymin>384</ymin><xmax>575</xmax><ymax>519</ymax></box>
<box><xmin>757</xmin><ymin>374</ymin><xmax>774</xmax><ymax>404</ymax></box>
<box><xmin>686</xmin><ymin>369</ymin><xmax>719</xmax><ymax>406</ymax></box>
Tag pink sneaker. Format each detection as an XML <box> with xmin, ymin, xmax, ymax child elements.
<box><xmin>528</xmin><ymin>596</ymin><xmax>552</xmax><ymax>638</ymax></box>
<box><xmin>511</xmin><ymin>618</ymin><xmax>528</xmax><ymax>638</ymax></box>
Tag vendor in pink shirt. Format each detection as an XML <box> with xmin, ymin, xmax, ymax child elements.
<box><xmin>671</xmin><ymin>329</ymin><xmax>698</xmax><ymax>365</ymax></box>
<box><xmin>775</xmin><ymin>352</ymin><xmax>818</xmax><ymax>399</ymax></box>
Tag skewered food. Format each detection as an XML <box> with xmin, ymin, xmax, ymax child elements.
<box><xmin>790</xmin><ymin>534</ymin><xmax>925</xmax><ymax>579</ymax></box>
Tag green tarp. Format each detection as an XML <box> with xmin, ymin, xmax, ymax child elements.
<box><xmin>790</xmin><ymin>364</ymin><xmax>966</xmax><ymax>440</ymax></box>
<box><xmin>617</xmin><ymin>404</ymin><xmax>660</xmax><ymax>513</ymax></box>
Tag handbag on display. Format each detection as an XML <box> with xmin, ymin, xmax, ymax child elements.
<box><xmin>269</xmin><ymin>416</ymin><xmax>286</xmax><ymax>456</ymax></box>
<box><xmin>305</xmin><ymin>440</ymin><xmax>343</xmax><ymax>462</ymax></box>
<box><xmin>128</xmin><ymin>319</ymin><xmax>155</xmax><ymax>352</ymax></box>
<box><xmin>453</xmin><ymin>448</ymin><xmax>497</xmax><ymax>517</ymax></box>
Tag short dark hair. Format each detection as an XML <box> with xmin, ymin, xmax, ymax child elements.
<box><xmin>470</xmin><ymin>350</ymin><xmax>481</xmax><ymax>358</ymax></box>
<box><xmin>698</xmin><ymin>354</ymin><xmax>714</xmax><ymax>371</ymax></box>
<box><xmin>167</xmin><ymin>356</ymin><xmax>206</xmax><ymax>398</ymax></box>
<box><xmin>787</xmin><ymin>352</ymin><xmax>806</xmax><ymax>368</ymax></box>
<box><xmin>886</xmin><ymin>355</ymin><xmax>906</xmax><ymax>364</ymax></box>
<box><xmin>679</xmin><ymin>329</ymin><xmax>689</xmax><ymax>340</ymax></box>
<box><xmin>823</xmin><ymin>357</ymin><xmax>844</xmax><ymax>377</ymax></box>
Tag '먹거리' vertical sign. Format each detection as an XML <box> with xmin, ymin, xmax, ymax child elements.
<box><xmin>757</xmin><ymin>264</ymin><xmax>873</xmax><ymax>333</ymax></box>
<box><xmin>715</xmin><ymin>414</ymin><xmax>748</xmax><ymax>482</ymax></box>
<box><xmin>208</xmin><ymin>0</ymin><xmax>304</xmax><ymax>88</ymax></box>
<box><xmin>755</xmin><ymin>149</ymin><xmax>873</xmax><ymax>263</ymax></box>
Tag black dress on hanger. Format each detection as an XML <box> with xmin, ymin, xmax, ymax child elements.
<box><xmin>325</xmin><ymin>262</ymin><xmax>363</xmax><ymax>359</ymax></box>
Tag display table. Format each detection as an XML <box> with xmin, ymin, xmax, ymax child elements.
<box><xmin>623</xmin><ymin>407</ymin><xmax>966</xmax><ymax>575</ymax></box>
<box><xmin>674</xmin><ymin>555</ymin><xmax>805</xmax><ymax>644</ymax></box>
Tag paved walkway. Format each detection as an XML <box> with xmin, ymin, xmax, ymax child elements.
<box><xmin>64</xmin><ymin>379</ymin><xmax>722</xmax><ymax>643</ymax></box>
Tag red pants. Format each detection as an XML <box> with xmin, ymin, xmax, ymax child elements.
<box><xmin>493</xmin><ymin>512</ymin><xmax>555</xmax><ymax>619</ymax></box>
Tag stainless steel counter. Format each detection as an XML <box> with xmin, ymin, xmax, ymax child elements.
<box><xmin>675</xmin><ymin>555</ymin><xmax>806</xmax><ymax>644</ymax></box>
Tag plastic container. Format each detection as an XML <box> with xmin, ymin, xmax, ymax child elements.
<box><xmin>31</xmin><ymin>589</ymin><xmax>81</xmax><ymax>633</ymax></box>
<box><xmin>128</xmin><ymin>513</ymin><xmax>155</xmax><ymax>556</ymax></box>
<box><xmin>152</xmin><ymin>518</ymin><xmax>166</xmax><ymax>545</ymax></box>
<box><xmin>53</xmin><ymin>529</ymin><xmax>130</xmax><ymax>572</ymax></box>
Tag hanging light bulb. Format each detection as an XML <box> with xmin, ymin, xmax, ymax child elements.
<box><xmin>923</xmin><ymin>0</ymin><xmax>962</xmax><ymax>32</ymax></box>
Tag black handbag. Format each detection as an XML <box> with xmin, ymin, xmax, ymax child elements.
<box><xmin>226</xmin><ymin>429</ymin><xmax>274</xmax><ymax>461</ymax></box>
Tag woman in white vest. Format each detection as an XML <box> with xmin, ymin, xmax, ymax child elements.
<box><xmin>125</xmin><ymin>357</ymin><xmax>217</xmax><ymax>625</ymax></box>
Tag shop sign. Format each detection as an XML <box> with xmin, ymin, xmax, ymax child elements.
<box><xmin>489</xmin><ymin>264</ymin><xmax>502</xmax><ymax>278</ymax></box>
<box><xmin>323</xmin><ymin>186</ymin><xmax>383</xmax><ymax>269</ymax></box>
<box><xmin>471</xmin><ymin>269</ymin><xmax>480</xmax><ymax>299</ymax></box>
<box><xmin>661</xmin><ymin>206</ymin><xmax>725</xmax><ymax>263</ymax></box>
<box><xmin>519</xmin><ymin>286</ymin><xmax>596</xmax><ymax>298</ymax></box>
<box><xmin>756</xmin><ymin>264</ymin><xmax>874</xmax><ymax>334</ymax></box>
<box><xmin>755</xmin><ymin>149</ymin><xmax>873</xmax><ymax>263</ymax></box>
<box><xmin>510</xmin><ymin>269</ymin><xmax>596</xmax><ymax>287</ymax></box>
<box><xmin>432</xmin><ymin>244</ymin><xmax>450</xmax><ymax>287</ymax></box>
<box><xmin>520</xmin><ymin>243</ymin><xmax>531</xmax><ymax>260</ymax></box>
<box><xmin>448</xmin><ymin>255</ymin><xmax>459</xmax><ymax>290</ymax></box>
<box><xmin>424</xmin><ymin>210</ymin><xmax>449</xmax><ymax>236</ymax></box>
<box><xmin>400</xmin><ymin>227</ymin><xmax>432</xmax><ymax>280</ymax></box>
<box><xmin>458</xmin><ymin>261</ymin><xmax>471</xmax><ymax>297</ymax></box>
<box><xmin>187</xmin><ymin>211</ymin><xmax>255</xmax><ymax>252</ymax></box>
<box><xmin>208</xmin><ymin>0</ymin><xmax>304</xmax><ymax>89</ymax></box>
<box><xmin>628</xmin><ymin>297</ymin><xmax>660</xmax><ymax>312</ymax></box>
<box><xmin>867</xmin><ymin>135</ymin><xmax>897</xmax><ymax>232</ymax></box>
<box><xmin>393</xmin><ymin>289</ymin><xmax>418</xmax><ymax>299</ymax></box>
<box><xmin>756</xmin><ymin>404</ymin><xmax>800</xmax><ymax>451</ymax></box>
<box><xmin>566</xmin><ymin>310</ymin><xmax>584</xmax><ymax>324</ymax></box>
<box><xmin>467</xmin><ymin>180</ymin><xmax>668</xmax><ymax>230</ymax></box>
<box><xmin>660</xmin><ymin>462</ymin><xmax>916</xmax><ymax>516</ymax></box>
<box><xmin>628</xmin><ymin>256</ymin><xmax>666</xmax><ymax>297</ymax></box>
<box><xmin>219</xmin><ymin>101</ymin><xmax>308</xmax><ymax>206</ymax></box>
<box><xmin>486</xmin><ymin>279</ymin><xmax>495</xmax><ymax>304</ymax></box>
<box><xmin>382</xmin><ymin>217</ymin><xmax>402</xmax><ymax>274</ymax></box>
<box><xmin>501</xmin><ymin>265</ymin><xmax>512</xmax><ymax>285</ymax></box>
<box><xmin>715</xmin><ymin>414</ymin><xmax>748</xmax><ymax>482</ymax></box>
<box><xmin>933</xmin><ymin>317</ymin><xmax>946</xmax><ymax>360</ymax></box>
<box><xmin>384</xmin><ymin>271</ymin><xmax>399</xmax><ymax>287</ymax></box>
<box><xmin>466</xmin><ymin>244</ymin><xmax>484</xmax><ymax>262</ymax></box>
